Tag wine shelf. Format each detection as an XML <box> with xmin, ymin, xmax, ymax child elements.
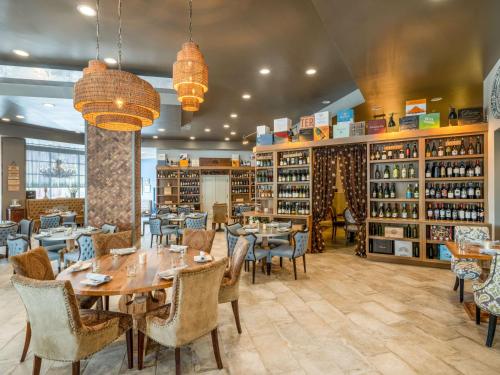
<box><xmin>370</xmin><ymin>178</ymin><xmax>419</xmax><ymax>183</ymax></box>
<box><xmin>368</xmin><ymin>235</ymin><xmax>420</xmax><ymax>243</ymax></box>
<box><xmin>425</xmin><ymin>154</ymin><xmax>484</xmax><ymax>161</ymax></box>
<box><xmin>370</xmin><ymin>157</ymin><xmax>419</xmax><ymax>164</ymax></box>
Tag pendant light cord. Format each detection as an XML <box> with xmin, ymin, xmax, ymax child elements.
<box><xmin>95</xmin><ymin>0</ymin><xmax>100</xmax><ymax>60</ymax></box>
<box><xmin>117</xmin><ymin>0</ymin><xmax>123</xmax><ymax>70</ymax></box>
<box><xmin>189</xmin><ymin>0</ymin><xmax>193</xmax><ymax>41</ymax></box>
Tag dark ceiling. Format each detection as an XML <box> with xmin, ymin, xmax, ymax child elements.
<box><xmin>0</xmin><ymin>0</ymin><xmax>499</xmax><ymax>143</ymax></box>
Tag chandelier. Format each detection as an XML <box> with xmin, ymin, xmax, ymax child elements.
<box><xmin>173</xmin><ymin>0</ymin><xmax>208</xmax><ymax>112</ymax></box>
<box><xmin>73</xmin><ymin>0</ymin><xmax>160</xmax><ymax>131</ymax></box>
<box><xmin>40</xmin><ymin>160</ymin><xmax>75</xmax><ymax>179</ymax></box>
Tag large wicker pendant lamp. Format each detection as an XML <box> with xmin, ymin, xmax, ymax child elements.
<box><xmin>74</xmin><ymin>0</ymin><xmax>160</xmax><ymax>131</ymax></box>
<box><xmin>173</xmin><ymin>0</ymin><xmax>208</xmax><ymax>112</ymax></box>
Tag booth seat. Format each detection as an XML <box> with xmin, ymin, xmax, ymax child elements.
<box><xmin>26</xmin><ymin>198</ymin><xmax>85</xmax><ymax>228</ymax></box>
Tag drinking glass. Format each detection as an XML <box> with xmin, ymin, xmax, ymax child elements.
<box><xmin>127</xmin><ymin>264</ymin><xmax>137</xmax><ymax>277</ymax></box>
<box><xmin>92</xmin><ymin>259</ymin><xmax>101</xmax><ymax>273</ymax></box>
<box><xmin>171</xmin><ymin>254</ymin><xmax>182</xmax><ymax>270</ymax></box>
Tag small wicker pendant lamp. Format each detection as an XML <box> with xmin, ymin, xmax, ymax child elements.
<box><xmin>74</xmin><ymin>0</ymin><xmax>160</xmax><ymax>131</ymax></box>
<box><xmin>173</xmin><ymin>0</ymin><xmax>208</xmax><ymax>112</ymax></box>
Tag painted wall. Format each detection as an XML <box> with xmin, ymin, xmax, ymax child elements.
<box><xmin>1</xmin><ymin>137</ymin><xmax>26</xmax><ymax>219</ymax></box>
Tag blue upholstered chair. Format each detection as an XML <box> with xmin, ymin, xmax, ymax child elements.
<box><xmin>234</xmin><ymin>205</ymin><xmax>252</xmax><ymax>224</ymax></box>
<box><xmin>185</xmin><ymin>213</ymin><xmax>208</xmax><ymax>230</ymax></box>
<box><xmin>18</xmin><ymin>219</ymin><xmax>34</xmax><ymax>249</ymax></box>
<box><xmin>177</xmin><ymin>206</ymin><xmax>192</xmax><ymax>215</ymax></box>
<box><xmin>473</xmin><ymin>253</ymin><xmax>500</xmax><ymax>347</ymax></box>
<box><xmin>157</xmin><ymin>208</ymin><xmax>171</xmax><ymax>216</ymax></box>
<box><xmin>269</xmin><ymin>230</ymin><xmax>309</xmax><ymax>280</ymax></box>
<box><xmin>64</xmin><ymin>234</ymin><xmax>95</xmax><ymax>268</ymax></box>
<box><xmin>227</xmin><ymin>230</ymin><xmax>267</xmax><ymax>284</ymax></box>
<box><xmin>1</xmin><ymin>223</ymin><xmax>19</xmax><ymax>257</ymax></box>
<box><xmin>7</xmin><ymin>235</ymin><xmax>29</xmax><ymax>258</ymax></box>
<box><xmin>451</xmin><ymin>226</ymin><xmax>489</xmax><ymax>302</ymax></box>
<box><xmin>225</xmin><ymin>223</ymin><xmax>242</xmax><ymax>256</ymax></box>
<box><xmin>62</xmin><ymin>213</ymin><xmax>77</xmax><ymax>227</ymax></box>
<box><xmin>101</xmin><ymin>223</ymin><xmax>118</xmax><ymax>234</ymax></box>
<box><xmin>149</xmin><ymin>218</ymin><xmax>178</xmax><ymax>247</ymax></box>
<box><xmin>40</xmin><ymin>215</ymin><xmax>61</xmax><ymax>230</ymax></box>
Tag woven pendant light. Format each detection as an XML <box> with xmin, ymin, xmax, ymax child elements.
<box><xmin>73</xmin><ymin>0</ymin><xmax>160</xmax><ymax>131</ymax></box>
<box><xmin>173</xmin><ymin>0</ymin><xmax>208</xmax><ymax>112</ymax></box>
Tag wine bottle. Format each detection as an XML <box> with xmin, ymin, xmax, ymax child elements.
<box><xmin>448</xmin><ymin>107</ymin><xmax>458</xmax><ymax>126</ymax></box>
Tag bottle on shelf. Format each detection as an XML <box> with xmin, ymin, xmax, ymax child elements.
<box><xmin>448</xmin><ymin>107</ymin><xmax>458</xmax><ymax>126</ymax></box>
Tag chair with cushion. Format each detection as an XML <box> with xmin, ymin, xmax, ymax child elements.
<box><xmin>150</xmin><ymin>218</ymin><xmax>177</xmax><ymax>247</ymax></box>
<box><xmin>11</xmin><ymin>274</ymin><xmax>133</xmax><ymax>374</ymax></box>
<box><xmin>452</xmin><ymin>226</ymin><xmax>489</xmax><ymax>302</ymax></box>
<box><xmin>92</xmin><ymin>230</ymin><xmax>133</xmax><ymax>257</ymax></box>
<box><xmin>62</xmin><ymin>213</ymin><xmax>77</xmax><ymax>227</ymax></box>
<box><xmin>39</xmin><ymin>215</ymin><xmax>61</xmax><ymax>230</ymax></box>
<box><xmin>9</xmin><ymin>248</ymin><xmax>102</xmax><ymax>363</ymax></box>
<box><xmin>63</xmin><ymin>234</ymin><xmax>95</xmax><ymax>268</ymax></box>
<box><xmin>227</xmin><ymin>230</ymin><xmax>267</xmax><ymax>284</ymax></box>
<box><xmin>137</xmin><ymin>258</ymin><xmax>228</xmax><ymax>373</ymax></box>
<box><xmin>212</xmin><ymin>203</ymin><xmax>228</xmax><ymax>231</ymax></box>
<box><xmin>269</xmin><ymin>230</ymin><xmax>309</xmax><ymax>280</ymax></box>
<box><xmin>343</xmin><ymin>208</ymin><xmax>360</xmax><ymax>244</ymax></box>
<box><xmin>225</xmin><ymin>223</ymin><xmax>242</xmax><ymax>256</ymax></box>
<box><xmin>177</xmin><ymin>213</ymin><xmax>208</xmax><ymax>241</ymax></box>
<box><xmin>101</xmin><ymin>223</ymin><xmax>118</xmax><ymax>234</ymax></box>
<box><xmin>219</xmin><ymin>237</ymin><xmax>250</xmax><ymax>334</ymax></box>
<box><xmin>473</xmin><ymin>253</ymin><xmax>500</xmax><ymax>347</ymax></box>
<box><xmin>7</xmin><ymin>235</ymin><xmax>29</xmax><ymax>258</ymax></box>
<box><xmin>1</xmin><ymin>223</ymin><xmax>19</xmax><ymax>257</ymax></box>
<box><xmin>182</xmin><ymin>229</ymin><xmax>216</xmax><ymax>253</ymax></box>
<box><xmin>177</xmin><ymin>206</ymin><xmax>192</xmax><ymax>215</ymax></box>
<box><xmin>18</xmin><ymin>219</ymin><xmax>34</xmax><ymax>249</ymax></box>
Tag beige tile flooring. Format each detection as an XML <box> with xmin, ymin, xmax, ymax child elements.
<box><xmin>0</xmin><ymin>229</ymin><xmax>499</xmax><ymax>374</ymax></box>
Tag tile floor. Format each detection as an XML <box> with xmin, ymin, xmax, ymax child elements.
<box><xmin>0</xmin><ymin>229</ymin><xmax>499</xmax><ymax>374</ymax></box>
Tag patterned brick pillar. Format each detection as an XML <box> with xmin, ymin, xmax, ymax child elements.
<box><xmin>86</xmin><ymin>126</ymin><xmax>141</xmax><ymax>244</ymax></box>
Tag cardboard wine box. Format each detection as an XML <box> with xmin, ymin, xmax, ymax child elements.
<box><xmin>314</xmin><ymin>111</ymin><xmax>331</xmax><ymax>141</ymax></box>
<box><xmin>438</xmin><ymin>244</ymin><xmax>452</xmax><ymax>261</ymax></box>
<box><xmin>366</xmin><ymin>119</ymin><xmax>387</xmax><ymax>135</ymax></box>
<box><xmin>458</xmin><ymin>107</ymin><xmax>483</xmax><ymax>125</ymax></box>
<box><xmin>350</xmin><ymin>121</ymin><xmax>366</xmax><ymax>136</ymax></box>
<box><xmin>399</xmin><ymin>115</ymin><xmax>419</xmax><ymax>131</ymax></box>
<box><xmin>257</xmin><ymin>125</ymin><xmax>271</xmax><ymax>136</ymax></box>
<box><xmin>273</xmin><ymin>117</ymin><xmax>291</xmax><ymax>144</ymax></box>
<box><xmin>394</xmin><ymin>240</ymin><xmax>413</xmax><ymax>257</ymax></box>
<box><xmin>419</xmin><ymin>113</ymin><xmax>440</xmax><ymax>129</ymax></box>
<box><xmin>372</xmin><ymin>239</ymin><xmax>394</xmax><ymax>254</ymax></box>
<box><xmin>256</xmin><ymin>134</ymin><xmax>274</xmax><ymax>146</ymax></box>
<box><xmin>333</xmin><ymin>123</ymin><xmax>350</xmax><ymax>139</ymax></box>
<box><xmin>337</xmin><ymin>109</ymin><xmax>354</xmax><ymax>123</ymax></box>
<box><xmin>384</xmin><ymin>226</ymin><xmax>404</xmax><ymax>239</ymax></box>
<box><xmin>299</xmin><ymin>115</ymin><xmax>315</xmax><ymax>142</ymax></box>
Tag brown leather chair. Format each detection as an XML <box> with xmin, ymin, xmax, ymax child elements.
<box><xmin>212</xmin><ymin>203</ymin><xmax>228</xmax><ymax>231</ymax></box>
<box><xmin>181</xmin><ymin>229</ymin><xmax>216</xmax><ymax>253</ymax></box>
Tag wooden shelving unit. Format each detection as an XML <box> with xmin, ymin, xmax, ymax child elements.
<box><xmin>230</xmin><ymin>168</ymin><xmax>255</xmax><ymax>218</ymax></box>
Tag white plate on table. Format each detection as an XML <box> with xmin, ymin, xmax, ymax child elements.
<box><xmin>244</xmin><ymin>228</ymin><xmax>259</xmax><ymax>233</ymax></box>
<box><xmin>169</xmin><ymin>245</ymin><xmax>188</xmax><ymax>253</ymax></box>
<box><xmin>194</xmin><ymin>254</ymin><xmax>213</xmax><ymax>263</ymax></box>
<box><xmin>110</xmin><ymin>248</ymin><xmax>136</xmax><ymax>256</ymax></box>
<box><xmin>277</xmin><ymin>227</ymin><xmax>290</xmax><ymax>232</ymax></box>
<box><xmin>68</xmin><ymin>261</ymin><xmax>92</xmax><ymax>273</ymax></box>
<box><xmin>80</xmin><ymin>276</ymin><xmax>113</xmax><ymax>287</ymax></box>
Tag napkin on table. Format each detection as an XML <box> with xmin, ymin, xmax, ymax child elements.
<box><xmin>85</xmin><ymin>273</ymin><xmax>111</xmax><ymax>282</ymax></box>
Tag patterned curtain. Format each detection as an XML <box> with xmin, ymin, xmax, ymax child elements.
<box><xmin>338</xmin><ymin>144</ymin><xmax>368</xmax><ymax>257</ymax></box>
<box><xmin>312</xmin><ymin>147</ymin><xmax>337</xmax><ymax>253</ymax></box>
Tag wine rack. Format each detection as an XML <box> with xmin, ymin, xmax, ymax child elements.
<box><xmin>367</xmin><ymin>130</ymin><xmax>489</xmax><ymax>267</ymax></box>
<box><xmin>230</xmin><ymin>168</ymin><xmax>256</xmax><ymax>218</ymax></box>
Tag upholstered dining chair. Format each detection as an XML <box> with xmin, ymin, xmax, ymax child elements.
<box><xmin>212</xmin><ymin>203</ymin><xmax>228</xmax><ymax>231</ymax></box>
<box><xmin>137</xmin><ymin>258</ymin><xmax>228</xmax><ymax>373</ymax></box>
<box><xmin>92</xmin><ymin>230</ymin><xmax>133</xmax><ymax>257</ymax></box>
<box><xmin>63</xmin><ymin>234</ymin><xmax>95</xmax><ymax>268</ymax></box>
<box><xmin>11</xmin><ymin>274</ymin><xmax>134</xmax><ymax>374</ymax></box>
<box><xmin>452</xmin><ymin>226</ymin><xmax>489</xmax><ymax>302</ymax></box>
<box><xmin>185</xmin><ymin>213</ymin><xmax>208</xmax><ymax>230</ymax></box>
<box><xmin>226</xmin><ymin>230</ymin><xmax>267</xmax><ymax>284</ymax></box>
<box><xmin>18</xmin><ymin>219</ymin><xmax>34</xmax><ymax>249</ymax></box>
<box><xmin>0</xmin><ymin>223</ymin><xmax>19</xmax><ymax>257</ymax></box>
<box><xmin>225</xmin><ymin>223</ymin><xmax>242</xmax><ymax>257</ymax></box>
<box><xmin>7</xmin><ymin>235</ymin><xmax>29</xmax><ymax>258</ymax></box>
<box><xmin>62</xmin><ymin>213</ymin><xmax>77</xmax><ymax>227</ymax></box>
<box><xmin>150</xmin><ymin>218</ymin><xmax>178</xmax><ymax>247</ymax></box>
<box><xmin>343</xmin><ymin>208</ymin><xmax>360</xmax><ymax>244</ymax></box>
<box><xmin>176</xmin><ymin>206</ymin><xmax>192</xmax><ymax>215</ymax></box>
<box><xmin>181</xmin><ymin>229</ymin><xmax>216</xmax><ymax>253</ymax></box>
<box><xmin>219</xmin><ymin>237</ymin><xmax>250</xmax><ymax>334</ymax></box>
<box><xmin>269</xmin><ymin>230</ymin><xmax>309</xmax><ymax>280</ymax></box>
<box><xmin>39</xmin><ymin>215</ymin><xmax>61</xmax><ymax>230</ymax></box>
<box><xmin>473</xmin><ymin>253</ymin><xmax>500</xmax><ymax>347</ymax></box>
<box><xmin>101</xmin><ymin>223</ymin><xmax>118</xmax><ymax>234</ymax></box>
<box><xmin>9</xmin><ymin>248</ymin><xmax>102</xmax><ymax>363</ymax></box>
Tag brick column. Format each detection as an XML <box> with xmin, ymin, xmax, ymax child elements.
<box><xmin>85</xmin><ymin>126</ymin><xmax>141</xmax><ymax>244</ymax></box>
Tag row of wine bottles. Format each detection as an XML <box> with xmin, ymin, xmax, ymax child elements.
<box><xmin>371</xmin><ymin>183</ymin><xmax>419</xmax><ymax>199</ymax></box>
<box><xmin>425</xmin><ymin>183</ymin><xmax>482</xmax><ymax>200</ymax></box>
<box><xmin>256</xmin><ymin>159</ymin><xmax>273</xmax><ymax>167</ymax></box>
<box><xmin>180</xmin><ymin>197</ymin><xmax>199</xmax><ymax>203</ymax></box>
<box><xmin>371</xmin><ymin>203</ymin><xmax>419</xmax><ymax>219</ymax></box>
<box><xmin>180</xmin><ymin>172</ymin><xmax>200</xmax><ymax>178</ymax></box>
<box><xmin>232</xmin><ymin>187</ymin><xmax>250</xmax><ymax>194</ymax></box>
<box><xmin>180</xmin><ymin>180</ymin><xmax>199</xmax><ymax>186</ymax></box>
<box><xmin>425</xmin><ymin>136</ymin><xmax>482</xmax><ymax>157</ymax></box>
<box><xmin>278</xmin><ymin>185</ymin><xmax>310</xmax><ymax>198</ymax></box>
<box><xmin>231</xmin><ymin>179</ymin><xmax>249</xmax><ymax>186</ymax></box>
<box><xmin>369</xmin><ymin>223</ymin><xmax>419</xmax><ymax>239</ymax></box>
<box><xmin>232</xmin><ymin>172</ymin><xmax>253</xmax><ymax>178</ymax></box>
<box><xmin>180</xmin><ymin>188</ymin><xmax>199</xmax><ymax>195</ymax></box>
<box><xmin>256</xmin><ymin>170</ymin><xmax>273</xmax><ymax>182</ymax></box>
<box><xmin>277</xmin><ymin>201</ymin><xmax>310</xmax><ymax>215</ymax></box>
<box><xmin>425</xmin><ymin>161</ymin><xmax>482</xmax><ymax>178</ymax></box>
<box><xmin>157</xmin><ymin>171</ymin><xmax>178</xmax><ymax>178</ymax></box>
<box><xmin>374</xmin><ymin>164</ymin><xmax>417</xmax><ymax>179</ymax></box>
<box><xmin>278</xmin><ymin>151</ymin><xmax>310</xmax><ymax>166</ymax></box>
<box><xmin>370</xmin><ymin>142</ymin><xmax>418</xmax><ymax>160</ymax></box>
<box><xmin>278</xmin><ymin>169</ymin><xmax>310</xmax><ymax>182</ymax></box>
<box><xmin>257</xmin><ymin>188</ymin><xmax>273</xmax><ymax>198</ymax></box>
<box><xmin>426</xmin><ymin>203</ymin><xmax>485</xmax><ymax>222</ymax></box>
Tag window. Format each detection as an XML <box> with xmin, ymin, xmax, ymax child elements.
<box><xmin>26</xmin><ymin>139</ymin><xmax>85</xmax><ymax>199</ymax></box>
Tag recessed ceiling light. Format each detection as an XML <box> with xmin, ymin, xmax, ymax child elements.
<box><xmin>43</xmin><ymin>103</ymin><xmax>55</xmax><ymax>108</ymax></box>
<box><xmin>158</xmin><ymin>128</ymin><xmax>165</xmax><ymax>132</ymax></box>
<box><xmin>16</xmin><ymin>115</ymin><xmax>25</xmax><ymax>119</ymax></box>
<box><xmin>1</xmin><ymin>117</ymin><xmax>11</xmax><ymax>122</ymax></box>
<box><xmin>152</xmin><ymin>135</ymin><xmax>158</xmax><ymax>139</ymax></box>
<box><xmin>77</xmin><ymin>4</ymin><xmax>96</xmax><ymax>16</ymax></box>
<box><xmin>13</xmin><ymin>49</ymin><xmax>29</xmax><ymax>57</ymax></box>
<box><xmin>430</xmin><ymin>97</ymin><xmax>443</xmax><ymax>102</ymax></box>
<box><xmin>230</xmin><ymin>113</ymin><xmax>238</xmax><ymax>118</ymax></box>
<box><xmin>204</xmin><ymin>128</ymin><xmax>211</xmax><ymax>132</ymax></box>
<box><xmin>242</xmin><ymin>139</ymin><xmax>249</xmax><ymax>145</ymax></box>
<box><xmin>104</xmin><ymin>57</ymin><xmax>117</xmax><ymax>65</ymax></box>
<box><xmin>322</xmin><ymin>100</ymin><xmax>331</xmax><ymax>105</ymax></box>
<box><xmin>189</xmin><ymin>136</ymin><xmax>196</xmax><ymax>140</ymax></box>
<box><xmin>259</xmin><ymin>68</ymin><xmax>271</xmax><ymax>75</ymax></box>
<box><xmin>230</xmin><ymin>131</ymin><xmax>236</xmax><ymax>135</ymax></box>
<box><xmin>223</xmin><ymin>124</ymin><xmax>230</xmax><ymax>128</ymax></box>
<box><xmin>305</xmin><ymin>68</ymin><xmax>317</xmax><ymax>75</ymax></box>
<box><xmin>224</xmin><ymin>137</ymin><xmax>230</xmax><ymax>141</ymax></box>
<box><xmin>242</xmin><ymin>93</ymin><xmax>251</xmax><ymax>100</ymax></box>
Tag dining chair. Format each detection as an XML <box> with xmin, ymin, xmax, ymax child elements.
<box><xmin>0</xmin><ymin>223</ymin><xmax>19</xmax><ymax>257</ymax></box>
<box><xmin>227</xmin><ymin>230</ymin><xmax>267</xmax><ymax>284</ymax></box>
<box><xmin>137</xmin><ymin>258</ymin><xmax>228</xmax><ymax>373</ymax></box>
<box><xmin>101</xmin><ymin>223</ymin><xmax>118</xmax><ymax>234</ymax></box>
<box><xmin>212</xmin><ymin>203</ymin><xmax>228</xmax><ymax>231</ymax></box>
<box><xmin>40</xmin><ymin>215</ymin><xmax>61</xmax><ymax>230</ymax></box>
<box><xmin>39</xmin><ymin>237</ymin><xmax>66</xmax><ymax>272</ymax></box>
<box><xmin>63</xmin><ymin>234</ymin><xmax>95</xmax><ymax>268</ymax></box>
<box><xmin>11</xmin><ymin>274</ymin><xmax>134</xmax><ymax>374</ymax></box>
<box><xmin>343</xmin><ymin>208</ymin><xmax>360</xmax><ymax>244</ymax></box>
<box><xmin>181</xmin><ymin>229</ymin><xmax>216</xmax><ymax>253</ymax></box>
<box><xmin>268</xmin><ymin>221</ymin><xmax>291</xmax><ymax>247</ymax></box>
<box><xmin>185</xmin><ymin>213</ymin><xmax>208</xmax><ymax>229</ymax></box>
<box><xmin>319</xmin><ymin>207</ymin><xmax>335</xmax><ymax>241</ymax></box>
<box><xmin>235</xmin><ymin>205</ymin><xmax>252</xmax><ymax>224</ymax></box>
<box><xmin>7</xmin><ymin>235</ymin><xmax>29</xmax><ymax>258</ymax></box>
<box><xmin>92</xmin><ymin>230</ymin><xmax>133</xmax><ymax>257</ymax></box>
<box><xmin>177</xmin><ymin>206</ymin><xmax>192</xmax><ymax>215</ymax></box>
<box><xmin>150</xmin><ymin>218</ymin><xmax>177</xmax><ymax>247</ymax></box>
<box><xmin>9</xmin><ymin>248</ymin><xmax>102</xmax><ymax>363</ymax></box>
<box><xmin>18</xmin><ymin>219</ymin><xmax>34</xmax><ymax>249</ymax></box>
<box><xmin>473</xmin><ymin>253</ymin><xmax>500</xmax><ymax>347</ymax></box>
<box><xmin>225</xmin><ymin>223</ymin><xmax>242</xmax><ymax>256</ymax></box>
<box><xmin>62</xmin><ymin>213</ymin><xmax>77</xmax><ymax>227</ymax></box>
<box><xmin>219</xmin><ymin>237</ymin><xmax>250</xmax><ymax>333</ymax></box>
<box><xmin>269</xmin><ymin>230</ymin><xmax>309</xmax><ymax>280</ymax></box>
<box><xmin>452</xmin><ymin>226</ymin><xmax>489</xmax><ymax>302</ymax></box>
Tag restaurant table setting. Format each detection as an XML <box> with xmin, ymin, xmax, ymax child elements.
<box><xmin>237</xmin><ymin>222</ymin><xmax>292</xmax><ymax>247</ymax></box>
<box><xmin>0</xmin><ymin>220</ymin><xmax>15</xmax><ymax>228</ymax></box>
